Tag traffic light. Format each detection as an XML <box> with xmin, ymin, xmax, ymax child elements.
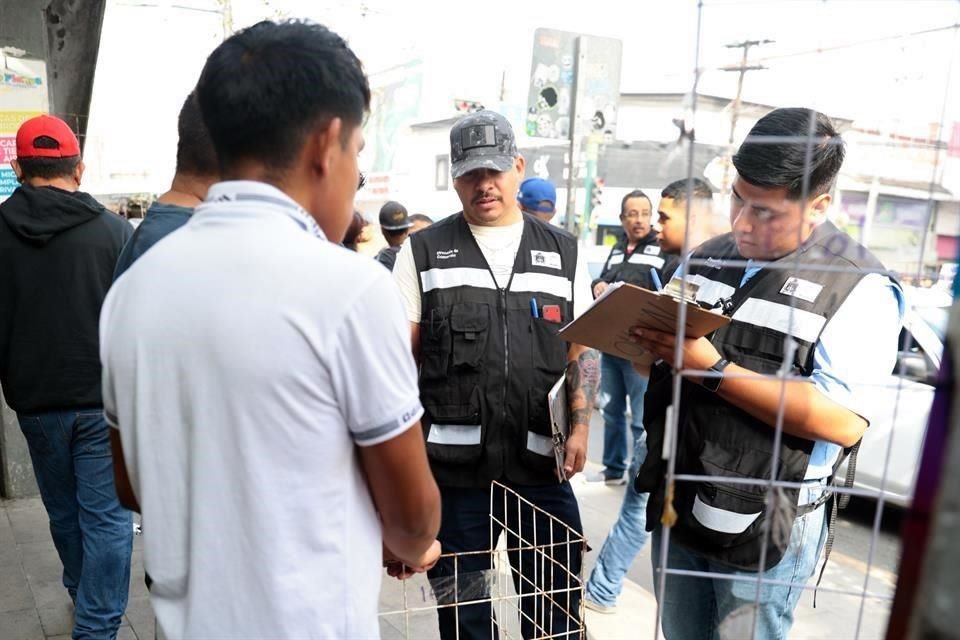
<box><xmin>591</xmin><ymin>177</ymin><xmax>604</xmax><ymax>210</ymax></box>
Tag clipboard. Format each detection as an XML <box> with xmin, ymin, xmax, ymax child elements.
<box><xmin>547</xmin><ymin>375</ymin><xmax>569</xmax><ymax>483</ymax></box>
<box><xmin>558</xmin><ymin>282</ymin><xmax>731</xmax><ymax>366</ymax></box>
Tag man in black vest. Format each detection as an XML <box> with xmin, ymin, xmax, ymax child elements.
<box><xmin>632</xmin><ymin>108</ymin><xmax>904</xmax><ymax>639</ymax></box>
<box><xmin>591</xmin><ymin>191</ymin><xmax>678</xmax><ymax>486</ymax></box>
<box><xmin>584</xmin><ymin>177</ymin><xmax>719</xmax><ymax>614</ymax></box>
<box><xmin>393</xmin><ymin>110</ymin><xmax>599</xmax><ymax>640</ymax></box>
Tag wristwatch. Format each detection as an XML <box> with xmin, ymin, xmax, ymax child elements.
<box><xmin>702</xmin><ymin>358</ymin><xmax>730</xmax><ymax>393</ymax></box>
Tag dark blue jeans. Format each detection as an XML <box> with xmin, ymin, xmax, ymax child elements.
<box><xmin>427</xmin><ymin>482</ymin><xmax>584</xmax><ymax>640</ymax></box>
<box><xmin>600</xmin><ymin>354</ymin><xmax>648</xmax><ymax>478</ymax></box>
<box><xmin>18</xmin><ymin>410</ymin><xmax>133</xmax><ymax>640</ymax></box>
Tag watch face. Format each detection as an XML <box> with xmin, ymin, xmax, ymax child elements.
<box><xmin>704</xmin><ymin>358</ymin><xmax>728</xmax><ymax>392</ymax></box>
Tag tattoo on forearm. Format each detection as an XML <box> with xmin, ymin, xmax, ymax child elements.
<box><xmin>566</xmin><ymin>350</ymin><xmax>600</xmax><ymax>428</ymax></box>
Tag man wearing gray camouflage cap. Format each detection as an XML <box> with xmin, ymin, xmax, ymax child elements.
<box><xmin>393</xmin><ymin>110</ymin><xmax>598</xmax><ymax>639</ymax></box>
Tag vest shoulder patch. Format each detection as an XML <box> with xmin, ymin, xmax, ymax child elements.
<box><xmin>779</xmin><ymin>277</ymin><xmax>823</xmax><ymax>303</ymax></box>
<box><xmin>530</xmin><ymin>250</ymin><xmax>562</xmax><ymax>270</ymax></box>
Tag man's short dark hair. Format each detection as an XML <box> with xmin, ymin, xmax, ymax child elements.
<box><xmin>732</xmin><ymin>108</ymin><xmax>845</xmax><ymax>200</ymax></box>
<box><xmin>661</xmin><ymin>177</ymin><xmax>713</xmax><ymax>202</ymax></box>
<box><xmin>16</xmin><ymin>154</ymin><xmax>80</xmax><ymax>181</ymax></box>
<box><xmin>383</xmin><ymin>227</ymin><xmax>409</xmax><ymax>240</ymax></box>
<box><xmin>620</xmin><ymin>189</ymin><xmax>651</xmax><ymax>217</ymax></box>
<box><xmin>176</xmin><ymin>92</ymin><xmax>218</xmax><ymax>177</ymax></box>
<box><xmin>408</xmin><ymin>214</ymin><xmax>433</xmax><ymax>225</ymax></box>
<box><xmin>196</xmin><ymin>20</ymin><xmax>371</xmax><ymax>174</ymax></box>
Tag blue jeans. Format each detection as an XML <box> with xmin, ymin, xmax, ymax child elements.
<box><xmin>585</xmin><ymin>428</ymin><xmax>650</xmax><ymax>606</ymax></box>
<box><xmin>18</xmin><ymin>410</ymin><xmax>133</xmax><ymax>640</ymax></box>
<box><xmin>600</xmin><ymin>354</ymin><xmax>648</xmax><ymax>478</ymax></box>
<box><xmin>427</xmin><ymin>482</ymin><xmax>584</xmax><ymax>640</ymax></box>
<box><xmin>651</xmin><ymin>505</ymin><xmax>828</xmax><ymax>640</ymax></box>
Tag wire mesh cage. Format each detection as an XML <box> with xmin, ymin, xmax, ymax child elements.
<box><xmin>379</xmin><ymin>481</ymin><xmax>587</xmax><ymax>640</ymax></box>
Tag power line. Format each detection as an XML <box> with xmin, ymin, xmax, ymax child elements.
<box><xmin>748</xmin><ymin>23</ymin><xmax>959</xmax><ymax>65</ymax></box>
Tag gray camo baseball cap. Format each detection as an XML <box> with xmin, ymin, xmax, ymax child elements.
<box><xmin>449</xmin><ymin>110</ymin><xmax>519</xmax><ymax>179</ymax></box>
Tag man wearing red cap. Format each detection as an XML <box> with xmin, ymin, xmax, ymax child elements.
<box><xmin>0</xmin><ymin>115</ymin><xmax>134</xmax><ymax>639</ymax></box>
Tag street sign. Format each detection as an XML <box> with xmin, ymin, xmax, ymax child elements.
<box><xmin>525</xmin><ymin>29</ymin><xmax>623</xmax><ymax>141</ymax></box>
<box><xmin>526</xmin><ymin>29</ymin><xmax>622</xmax><ymax>233</ymax></box>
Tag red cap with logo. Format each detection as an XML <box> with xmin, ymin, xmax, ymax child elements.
<box><xmin>15</xmin><ymin>115</ymin><xmax>81</xmax><ymax>159</ymax></box>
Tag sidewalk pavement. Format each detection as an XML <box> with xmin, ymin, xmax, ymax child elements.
<box><xmin>1</xmin><ymin>457</ymin><xmax>895</xmax><ymax>639</ymax></box>
<box><xmin>0</xmin><ymin>497</ymin><xmax>154</xmax><ymax>639</ymax></box>
<box><xmin>0</xmin><ymin>466</ymin><xmax>638</xmax><ymax>640</ymax></box>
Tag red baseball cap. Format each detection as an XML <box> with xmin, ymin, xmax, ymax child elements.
<box><xmin>15</xmin><ymin>115</ymin><xmax>81</xmax><ymax>159</ymax></box>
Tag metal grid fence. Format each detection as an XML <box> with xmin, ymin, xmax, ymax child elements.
<box><xmin>379</xmin><ymin>481</ymin><xmax>586</xmax><ymax>640</ymax></box>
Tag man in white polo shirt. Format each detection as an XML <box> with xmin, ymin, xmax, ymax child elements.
<box><xmin>100</xmin><ymin>20</ymin><xmax>440</xmax><ymax>639</ymax></box>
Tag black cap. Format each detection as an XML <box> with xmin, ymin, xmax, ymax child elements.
<box><xmin>449</xmin><ymin>110</ymin><xmax>518</xmax><ymax>179</ymax></box>
<box><xmin>379</xmin><ymin>201</ymin><xmax>411</xmax><ymax>230</ymax></box>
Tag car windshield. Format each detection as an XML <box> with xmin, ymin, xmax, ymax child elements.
<box><xmin>914</xmin><ymin>305</ymin><xmax>948</xmax><ymax>341</ymax></box>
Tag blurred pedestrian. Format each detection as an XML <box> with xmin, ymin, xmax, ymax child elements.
<box><xmin>113</xmin><ymin>91</ymin><xmax>219</xmax><ymax>278</ymax></box>
<box><xmin>584</xmin><ymin>176</ymin><xmax>717</xmax><ymax>614</ymax></box>
<box><xmin>0</xmin><ymin>114</ymin><xmax>134</xmax><ymax>639</ymax></box>
<box><xmin>408</xmin><ymin>213</ymin><xmax>433</xmax><ymax>233</ymax></box>
<box><xmin>518</xmin><ymin>176</ymin><xmax>557</xmax><ymax>222</ymax></box>
<box><xmin>590</xmin><ymin>190</ymin><xmax>679</xmax><ymax>486</ymax></box>
<box><xmin>342</xmin><ymin>209</ymin><xmax>368</xmax><ymax>251</ymax></box>
<box><xmin>375</xmin><ymin>200</ymin><xmax>412</xmax><ymax>270</ymax></box>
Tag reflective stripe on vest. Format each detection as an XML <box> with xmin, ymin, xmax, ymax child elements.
<box><xmin>732</xmin><ymin>298</ymin><xmax>827</xmax><ymax>344</ymax></box>
<box><xmin>608</xmin><ymin>252</ymin><xmax>625</xmax><ymax>266</ymax></box>
<box><xmin>526</xmin><ymin>431</ymin><xmax>554</xmax><ymax>457</ymax></box>
<box><xmin>421</xmin><ymin>267</ymin><xmax>496</xmax><ymax>293</ymax></box>
<box><xmin>627</xmin><ymin>253</ymin><xmax>665</xmax><ymax>269</ymax></box>
<box><xmin>426</xmin><ymin>423</ymin><xmax>482</xmax><ymax>446</ymax></box>
<box><xmin>510</xmin><ymin>272</ymin><xmax>573</xmax><ymax>301</ymax></box>
<box><xmin>692</xmin><ymin>495</ymin><xmax>761</xmax><ymax>534</ymax></box>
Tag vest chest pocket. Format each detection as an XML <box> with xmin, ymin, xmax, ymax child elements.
<box><xmin>450</xmin><ymin>303</ymin><xmax>490</xmax><ymax>370</ymax></box>
<box><xmin>529</xmin><ymin>316</ymin><xmax>568</xmax><ymax>374</ymax></box>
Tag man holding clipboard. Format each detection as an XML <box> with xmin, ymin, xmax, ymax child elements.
<box><xmin>633</xmin><ymin>109</ymin><xmax>904</xmax><ymax>639</ymax></box>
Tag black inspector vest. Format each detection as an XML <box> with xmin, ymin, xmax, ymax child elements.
<box><xmin>636</xmin><ymin>221</ymin><xmax>893</xmax><ymax>571</ymax></box>
<box><xmin>593</xmin><ymin>231</ymin><xmax>678</xmax><ymax>291</ymax></box>
<box><xmin>411</xmin><ymin>213</ymin><xmax>578</xmax><ymax>488</ymax></box>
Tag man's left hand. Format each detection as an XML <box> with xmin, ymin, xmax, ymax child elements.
<box><xmin>563</xmin><ymin>426</ymin><xmax>588</xmax><ymax>479</ymax></box>
<box><xmin>631</xmin><ymin>327</ymin><xmax>721</xmax><ymax>373</ymax></box>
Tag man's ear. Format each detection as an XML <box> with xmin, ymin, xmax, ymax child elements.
<box><xmin>74</xmin><ymin>160</ymin><xmax>85</xmax><ymax>186</ymax></box>
<box><xmin>514</xmin><ymin>154</ymin><xmax>525</xmax><ymax>175</ymax></box>
<box><xmin>10</xmin><ymin>159</ymin><xmax>22</xmax><ymax>182</ymax></box>
<box><xmin>308</xmin><ymin>117</ymin><xmax>343</xmax><ymax>178</ymax></box>
<box><xmin>806</xmin><ymin>193</ymin><xmax>831</xmax><ymax>224</ymax></box>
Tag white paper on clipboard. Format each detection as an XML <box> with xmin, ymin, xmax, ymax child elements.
<box><xmin>548</xmin><ymin>375</ymin><xmax>569</xmax><ymax>483</ymax></box>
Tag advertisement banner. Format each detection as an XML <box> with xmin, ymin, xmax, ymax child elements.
<box><xmin>0</xmin><ymin>55</ymin><xmax>49</xmax><ymax>200</ymax></box>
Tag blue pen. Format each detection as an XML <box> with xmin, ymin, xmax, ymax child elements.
<box><xmin>530</xmin><ymin>297</ymin><xmax>540</xmax><ymax>318</ymax></box>
<box><xmin>650</xmin><ymin>267</ymin><xmax>663</xmax><ymax>291</ymax></box>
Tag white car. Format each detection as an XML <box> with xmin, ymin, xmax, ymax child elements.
<box><xmin>837</xmin><ymin>296</ymin><xmax>946</xmax><ymax>507</ymax></box>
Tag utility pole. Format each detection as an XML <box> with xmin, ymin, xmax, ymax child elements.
<box><xmin>720</xmin><ymin>39</ymin><xmax>773</xmax><ymax>197</ymax></box>
<box><xmin>218</xmin><ymin>0</ymin><xmax>234</xmax><ymax>39</ymax></box>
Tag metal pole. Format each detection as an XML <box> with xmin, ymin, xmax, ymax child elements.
<box><xmin>564</xmin><ymin>36</ymin><xmax>584</xmax><ymax>233</ymax></box>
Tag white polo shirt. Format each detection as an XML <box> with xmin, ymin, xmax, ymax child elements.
<box><xmin>101</xmin><ymin>181</ymin><xmax>422</xmax><ymax>639</ymax></box>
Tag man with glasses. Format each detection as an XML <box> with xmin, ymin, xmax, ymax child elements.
<box><xmin>590</xmin><ymin>191</ymin><xmax>678</xmax><ymax>486</ymax></box>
